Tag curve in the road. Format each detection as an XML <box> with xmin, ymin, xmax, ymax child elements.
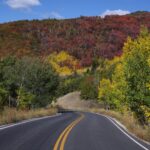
<box><xmin>0</xmin><ymin>112</ymin><xmax>149</xmax><ymax>150</ymax></box>
<box><xmin>95</xmin><ymin>113</ymin><xmax>149</xmax><ymax>150</ymax></box>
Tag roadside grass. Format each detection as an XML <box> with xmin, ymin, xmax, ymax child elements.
<box><xmin>0</xmin><ymin>107</ymin><xmax>58</xmax><ymax>125</ymax></box>
<box><xmin>90</xmin><ymin>108</ymin><xmax>150</xmax><ymax>143</ymax></box>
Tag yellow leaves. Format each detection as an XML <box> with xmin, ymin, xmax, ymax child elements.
<box><xmin>98</xmin><ymin>78</ymin><xmax>123</xmax><ymax>109</ymax></box>
<box><xmin>54</xmin><ymin>51</ymin><xmax>72</xmax><ymax>63</ymax></box>
<box><xmin>76</xmin><ymin>67</ymin><xmax>89</xmax><ymax>75</ymax></box>
<box><xmin>98</xmin><ymin>78</ymin><xmax>112</xmax><ymax>101</ymax></box>
<box><xmin>123</xmin><ymin>37</ymin><xmax>133</xmax><ymax>54</ymax></box>
<box><xmin>140</xmin><ymin>105</ymin><xmax>150</xmax><ymax>123</ymax></box>
<box><xmin>123</xmin><ymin>28</ymin><xmax>150</xmax><ymax>59</ymax></box>
<box><xmin>57</xmin><ymin>66</ymin><xmax>72</xmax><ymax>76</ymax></box>
<box><xmin>106</xmin><ymin>56</ymin><xmax>122</xmax><ymax>70</ymax></box>
<box><xmin>146</xmin><ymin>83</ymin><xmax>150</xmax><ymax>90</ymax></box>
<box><xmin>108</xmin><ymin>56</ymin><xmax>121</xmax><ymax>65</ymax></box>
<box><xmin>122</xmin><ymin>28</ymin><xmax>150</xmax><ymax>82</ymax></box>
<box><xmin>47</xmin><ymin>51</ymin><xmax>79</xmax><ymax>76</ymax></box>
<box><xmin>98</xmin><ymin>27</ymin><xmax>150</xmax><ymax>120</ymax></box>
<box><xmin>148</xmin><ymin>57</ymin><xmax>150</xmax><ymax>67</ymax></box>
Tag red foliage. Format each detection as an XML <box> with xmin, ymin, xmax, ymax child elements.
<box><xmin>0</xmin><ymin>12</ymin><xmax>150</xmax><ymax>66</ymax></box>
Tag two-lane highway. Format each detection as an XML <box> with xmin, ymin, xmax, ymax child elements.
<box><xmin>0</xmin><ymin>112</ymin><xmax>149</xmax><ymax>150</ymax></box>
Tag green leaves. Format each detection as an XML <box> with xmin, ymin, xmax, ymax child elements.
<box><xmin>98</xmin><ymin>27</ymin><xmax>150</xmax><ymax>124</ymax></box>
<box><xmin>0</xmin><ymin>56</ymin><xmax>59</xmax><ymax>109</ymax></box>
<box><xmin>80</xmin><ymin>75</ymin><xmax>98</xmax><ymax>100</ymax></box>
<box><xmin>0</xmin><ymin>87</ymin><xmax>8</xmax><ymax>110</ymax></box>
<box><xmin>123</xmin><ymin>27</ymin><xmax>150</xmax><ymax>107</ymax></box>
<box><xmin>17</xmin><ymin>87</ymin><xmax>35</xmax><ymax>110</ymax></box>
<box><xmin>121</xmin><ymin>27</ymin><xmax>150</xmax><ymax>123</ymax></box>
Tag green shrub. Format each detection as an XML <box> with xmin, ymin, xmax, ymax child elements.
<box><xmin>80</xmin><ymin>75</ymin><xmax>98</xmax><ymax>100</ymax></box>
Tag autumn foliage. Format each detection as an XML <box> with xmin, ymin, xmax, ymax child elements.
<box><xmin>47</xmin><ymin>51</ymin><xmax>79</xmax><ymax>76</ymax></box>
<box><xmin>98</xmin><ymin>27</ymin><xmax>150</xmax><ymax>124</ymax></box>
<box><xmin>0</xmin><ymin>12</ymin><xmax>150</xmax><ymax>66</ymax></box>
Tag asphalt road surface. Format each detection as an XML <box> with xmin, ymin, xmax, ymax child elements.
<box><xmin>0</xmin><ymin>112</ymin><xmax>149</xmax><ymax>150</ymax></box>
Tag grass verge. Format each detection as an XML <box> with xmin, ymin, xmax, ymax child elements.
<box><xmin>0</xmin><ymin>107</ymin><xmax>58</xmax><ymax>126</ymax></box>
<box><xmin>90</xmin><ymin>108</ymin><xmax>150</xmax><ymax>143</ymax></box>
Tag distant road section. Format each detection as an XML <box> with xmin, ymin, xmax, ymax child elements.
<box><xmin>0</xmin><ymin>112</ymin><xmax>149</xmax><ymax>150</ymax></box>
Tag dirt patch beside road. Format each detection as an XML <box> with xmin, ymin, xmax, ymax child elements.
<box><xmin>56</xmin><ymin>91</ymin><xmax>100</xmax><ymax>111</ymax></box>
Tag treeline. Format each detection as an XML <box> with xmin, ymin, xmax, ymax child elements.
<box><xmin>0</xmin><ymin>57</ymin><xmax>59</xmax><ymax>110</ymax></box>
<box><xmin>0</xmin><ymin>51</ymin><xmax>83</xmax><ymax>111</ymax></box>
<box><xmin>0</xmin><ymin>53</ymin><xmax>84</xmax><ymax>111</ymax></box>
<box><xmin>78</xmin><ymin>27</ymin><xmax>150</xmax><ymax>124</ymax></box>
<box><xmin>0</xmin><ymin>27</ymin><xmax>150</xmax><ymax>125</ymax></box>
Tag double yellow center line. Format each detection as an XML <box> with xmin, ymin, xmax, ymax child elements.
<box><xmin>53</xmin><ymin>113</ymin><xmax>84</xmax><ymax>150</ymax></box>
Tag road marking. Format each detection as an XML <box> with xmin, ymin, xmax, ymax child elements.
<box><xmin>53</xmin><ymin>113</ymin><xmax>84</xmax><ymax>150</ymax></box>
<box><xmin>0</xmin><ymin>113</ymin><xmax>61</xmax><ymax>131</ymax></box>
<box><xmin>59</xmin><ymin>115</ymin><xmax>84</xmax><ymax>150</ymax></box>
<box><xmin>95</xmin><ymin>113</ymin><xmax>149</xmax><ymax>150</ymax></box>
<box><xmin>53</xmin><ymin>120</ymin><xmax>77</xmax><ymax>150</ymax></box>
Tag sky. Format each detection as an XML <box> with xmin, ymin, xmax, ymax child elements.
<box><xmin>0</xmin><ymin>0</ymin><xmax>150</xmax><ymax>23</ymax></box>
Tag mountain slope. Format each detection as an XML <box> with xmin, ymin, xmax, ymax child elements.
<box><xmin>0</xmin><ymin>12</ymin><xmax>150</xmax><ymax>66</ymax></box>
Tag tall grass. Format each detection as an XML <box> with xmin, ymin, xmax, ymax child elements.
<box><xmin>91</xmin><ymin>108</ymin><xmax>150</xmax><ymax>143</ymax></box>
<box><xmin>0</xmin><ymin>107</ymin><xmax>57</xmax><ymax>125</ymax></box>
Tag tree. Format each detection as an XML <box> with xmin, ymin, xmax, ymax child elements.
<box><xmin>15</xmin><ymin>57</ymin><xmax>59</xmax><ymax>107</ymax></box>
<box><xmin>57</xmin><ymin>75</ymin><xmax>82</xmax><ymax>97</ymax></box>
<box><xmin>17</xmin><ymin>87</ymin><xmax>35</xmax><ymax>110</ymax></box>
<box><xmin>0</xmin><ymin>56</ymin><xmax>16</xmax><ymax>108</ymax></box>
<box><xmin>98</xmin><ymin>78</ymin><xmax>121</xmax><ymax>110</ymax></box>
<box><xmin>0</xmin><ymin>87</ymin><xmax>8</xmax><ymax>110</ymax></box>
<box><xmin>98</xmin><ymin>56</ymin><xmax>128</xmax><ymax>111</ymax></box>
<box><xmin>122</xmin><ymin>27</ymin><xmax>150</xmax><ymax>123</ymax></box>
<box><xmin>47</xmin><ymin>51</ymin><xmax>79</xmax><ymax>76</ymax></box>
<box><xmin>1</xmin><ymin>56</ymin><xmax>59</xmax><ymax>109</ymax></box>
<box><xmin>111</xmin><ymin>61</ymin><xmax>127</xmax><ymax>110</ymax></box>
<box><xmin>80</xmin><ymin>75</ymin><xmax>98</xmax><ymax>100</ymax></box>
<box><xmin>98</xmin><ymin>79</ymin><xmax>113</xmax><ymax>109</ymax></box>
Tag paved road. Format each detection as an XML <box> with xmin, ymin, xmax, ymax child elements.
<box><xmin>0</xmin><ymin>112</ymin><xmax>149</xmax><ymax>150</ymax></box>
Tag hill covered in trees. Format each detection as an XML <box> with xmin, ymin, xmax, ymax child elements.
<box><xmin>0</xmin><ymin>11</ymin><xmax>150</xmax><ymax>66</ymax></box>
<box><xmin>0</xmin><ymin>11</ymin><xmax>150</xmax><ymax>141</ymax></box>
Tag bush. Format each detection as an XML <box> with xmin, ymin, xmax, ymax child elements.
<box><xmin>80</xmin><ymin>75</ymin><xmax>98</xmax><ymax>100</ymax></box>
<box><xmin>0</xmin><ymin>87</ymin><xmax>8</xmax><ymax>110</ymax></box>
<box><xmin>57</xmin><ymin>75</ymin><xmax>82</xmax><ymax>96</ymax></box>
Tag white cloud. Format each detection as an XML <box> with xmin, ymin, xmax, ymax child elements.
<box><xmin>49</xmin><ymin>11</ymin><xmax>64</xmax><ymax>19</ymax></box>
<box><xmin>101</xmin><ymin>9</ymin><xmax>130</xmax><ymax>18</ymax></box>
<box><xmin>42</xmin><ymin>11</ymin><xmax>64</xmax><ymax>19</ymax></box>
<box><xmin>6</xmin><ymin>0</ymin><xmax>41</xmax><ymax>9</ymax></box>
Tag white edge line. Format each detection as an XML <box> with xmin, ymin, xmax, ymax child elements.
<box><xmin>0</xmin><ymin>113</ymin><xmax>62</xmax><ymax>130</ymax></box>
<box><xmin>110</xmin><ymin>117</ymin><xmax>150</xmax><ymax>146</ymax></box>
<box><xmin>94</xmin><ymin>113</ymin><xmax>149</xmax><ymax>150</ymax></box>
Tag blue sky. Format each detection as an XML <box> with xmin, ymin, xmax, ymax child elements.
<box><xmin>0</xmin><ymin>0</ymin><xmax>150</xmax><ymax>23</ymax></box>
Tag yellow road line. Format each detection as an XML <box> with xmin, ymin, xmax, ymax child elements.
<box><xmin>53</xmin><ymin>114</ymin><xmax>84</xmax><ymax>150</ymax></box>
<box><xmin>60</xmin><ymin>114</ymin><xmax>84</xmax><ymax>150</ymax></box>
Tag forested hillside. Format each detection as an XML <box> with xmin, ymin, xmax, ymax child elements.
<box><xmin>0</xmin><ymin>11</ymin><xmax>150</xmax><ymax>141</ymax></box>
<box><xmin>0</xmin><ymin>11</ymin><xmax>150</xmax><ymax>66</ymax></box>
